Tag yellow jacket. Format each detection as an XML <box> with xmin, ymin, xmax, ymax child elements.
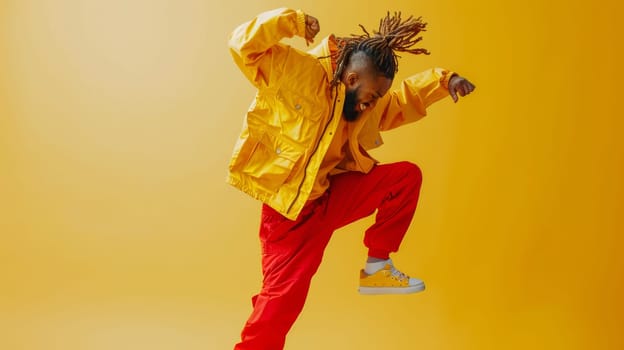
<box><xmin>228</xmin><ymin>8</ymin><xmax>455</xmax><ymax>220</ymax></box>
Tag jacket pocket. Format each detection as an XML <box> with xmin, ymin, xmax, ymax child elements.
<box><xmin>230</xmin><ymin>129</ymin><xmax>303</xmax><ymax>194</ymax></box>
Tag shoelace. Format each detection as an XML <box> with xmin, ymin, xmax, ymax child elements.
<box><xmin>389</xmin><ymin>265</ymin><xmax>409</xmax><ymax>281</ymax></box>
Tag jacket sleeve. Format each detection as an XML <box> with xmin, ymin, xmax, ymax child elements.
<box><xmin>228</xmin><ymin>8</ymin><xmax>307</xmax><ymax>88</ymax></box>
<box><xmin>376</xmin><ymin>68</ymin><xmax>456</xmax><ymax>131</ymax></box>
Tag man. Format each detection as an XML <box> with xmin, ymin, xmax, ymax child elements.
<box><xmin>227</xmin><ymin>8</ymin><xmax>475</xmax><ymax>350</ymax></box>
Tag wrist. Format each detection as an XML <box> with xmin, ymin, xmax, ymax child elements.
<box><xmin>295</xmin><ymin>10</ymin><xmax>307</xmax><ymax>37</ymax></box>
<box><xmin>442</xmin><ymin>71</ymin><xmax>458</xmax><ymax>90</ymax></box>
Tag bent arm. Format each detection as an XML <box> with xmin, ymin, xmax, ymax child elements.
<box><xmin>377</xmin><ymin>68</ymin><xmax>456</xmax><ymax>131</ymax></box>
<box><xmin>228</xmin><ymin>8</ymin><xmax>307</xmax><ymax>88</ymax></box>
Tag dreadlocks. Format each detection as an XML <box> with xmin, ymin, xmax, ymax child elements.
<box><xmin>331</xmin><ymin>12</ymin><xmax>430</xmax><ymax>86</ymax></box>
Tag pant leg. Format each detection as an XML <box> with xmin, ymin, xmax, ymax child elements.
<box><xmin>234</xmin><ymin>162</ymin><xmax>422</xmax><ymax>349</ymax></box>
<box><xmin>326</xmin><ymin>161</ymin><xmax>423</xmax><ymax>259</ymax></box>
<box><xmin>234</xmin><ymin>197</ymin><xmax>332</xmax><ymax>350</ymax></box>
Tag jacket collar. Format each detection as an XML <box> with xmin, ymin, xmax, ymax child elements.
<box><xmin>307</xmin><ymin>35</ymin><xmax>338</xmax><ymax>83</ymax></box>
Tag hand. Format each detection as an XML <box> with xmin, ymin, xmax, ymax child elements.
<box><xmin>448</xmin><ymin>75</ymin><xmax>476</xmax><ymax>103</ymax></box>
<box><xmin>304</xmin><ymin>14</ymin><xmax>320</xmax><ymax>46</ymax></box>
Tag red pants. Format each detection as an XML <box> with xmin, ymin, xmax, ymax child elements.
<box><xmin>234</xmin><ymin>161</ymin><xmax>423</xmax><ymax>350</ymax></box>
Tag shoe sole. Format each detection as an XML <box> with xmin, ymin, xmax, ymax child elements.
<box><xmin>358</xmin><ymin>283</ymin><xmax>426</xmax><ymax>295</ymax></box>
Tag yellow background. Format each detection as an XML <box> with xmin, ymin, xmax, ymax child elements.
<box><xmin>1</xmin><ymin>0</ymin><xmax>622</xmax><ymax>349</ymax></box>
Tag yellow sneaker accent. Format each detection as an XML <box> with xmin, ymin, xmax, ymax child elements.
<box><xmin>358</xmin><ymin>263</ymin><xmax>425</xmax><ymax>295</ymax></box>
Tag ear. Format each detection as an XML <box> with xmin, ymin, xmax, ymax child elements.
<box><xmin>344</xmin><ymin>72</ymin><xmax>359</xmax><ymax>88</ymax></box>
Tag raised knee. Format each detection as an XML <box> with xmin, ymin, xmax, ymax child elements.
<box><xmin>397</xmin><ymin>161</ymin><xmax>422</xmax><ymax>183</ymax></box>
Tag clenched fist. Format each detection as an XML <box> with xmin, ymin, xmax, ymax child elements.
<box><xmin>448</xmin><ymin>75</ymin><xmax>476</xmax><ymax>103</ymax></box>
<box><xmin>304</xmin><ymin>14</ymin><xmax>320</xmax><ymax>45</ymax></box>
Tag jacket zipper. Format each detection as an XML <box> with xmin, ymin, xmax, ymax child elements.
<box><xmin>286</xmin><ymin>88</ymin><xmax>339</xmax><ymax>215</ymax></box>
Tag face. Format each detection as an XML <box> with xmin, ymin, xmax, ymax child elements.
<box><xmin>342</xmin><ymin>73</ymin><xmax>392</xmax><ymax>122</ymax></box>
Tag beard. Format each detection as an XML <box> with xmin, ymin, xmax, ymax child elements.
<box><xmin>342</xmin><ymin>87</ymin><xmax>360</xmax><ymax>122</ymax></box>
